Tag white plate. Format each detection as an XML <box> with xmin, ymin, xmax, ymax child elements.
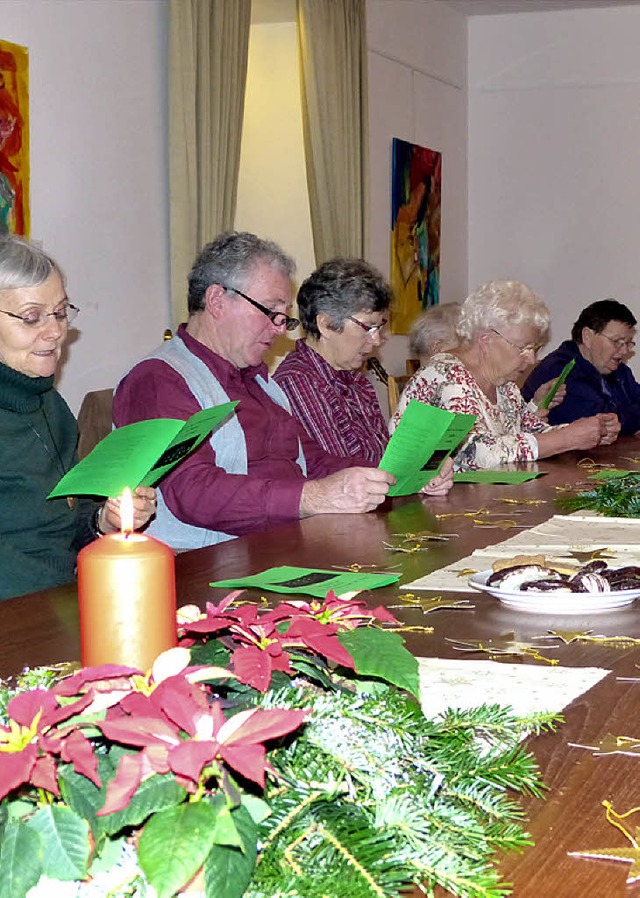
<box><xmin>468</xmin><ymin>570</ymin><xmax>640</xmax><ymax>614</ymax></box>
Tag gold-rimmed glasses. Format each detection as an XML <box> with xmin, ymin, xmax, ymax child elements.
<box><xmin>490</xmin><ymin>328</ymin><xmax>541</xmax><ymax>357</ymax></box>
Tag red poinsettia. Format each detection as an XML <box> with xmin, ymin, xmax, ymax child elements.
<box><xmin>179</xmin><ymin>590</ymin><xmax>397</xmax><ymax>691</ymax></box>
<box><xmin>0</xmin><ymin>687</ymin><xmax>98</xmax><ymax>801</ymax></box>
<box><xmin>95</xmin><ymin>673</ymin><xmax>306</xmax><ymax>814</ymax></box>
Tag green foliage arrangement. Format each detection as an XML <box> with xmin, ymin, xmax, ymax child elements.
<box><xmin>0</xmin><ymin>592</ymin><xmax>556</xmax><ymax>898</ymax></box>
<box><xmin>557</xmin><ymin>471</ymin><xmax>640</xmax><ymax>517</ymax></box>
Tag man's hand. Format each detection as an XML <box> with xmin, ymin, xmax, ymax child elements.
<box><xmin>419</xmin><ymin>457</ymin><xmax>454</xmax><ymax>497</ymax></box>
<box><xmin>300</xmin><ymin>467</ymin><xmax>395</xmax><ymax>517</ymax></box>
<box><xmin>101</xmin><ymin>486</ymin><xmax>157</xmax><ymax>534</ymax></box>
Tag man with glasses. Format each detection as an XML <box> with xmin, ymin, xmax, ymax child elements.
<box><xmin>113</xmin><ymin>231</ymin><xmax>396</xmax><ymax>550</ymax></box>
<box><xmin>523</xmin><ymin>299</ymin><xmax>640</xmax><ymax>435</ymax></box>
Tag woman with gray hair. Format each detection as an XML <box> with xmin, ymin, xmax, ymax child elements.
<box><xmin>391</xmin><ymin>280</ymin><xmax>619</xmax><ymax>470</ymax></box>
<box><xmin>409</xmin><ymin>302</ymin><xmax>461</xmax><ymax>366</ymax></box>
<box><xmin>0</xmin><ymin>234</ymin><xmax>155</xmax><ymax>600</ymax></box>
<box><xmin>275</xmin><ymin>257</ymin><xmax>453</xmax><ymax>494</ymax></box>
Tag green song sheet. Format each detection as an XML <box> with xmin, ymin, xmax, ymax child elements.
<box><xmin>379</xmin><ymin>401</ymin><xmax>476</xmax><ymax>497</ymax></box>
<box><xmin>209</xmin><ymin>565</ymin><xmax>400</xmax><ymax>598</ymax></box>
<box><xmin>537</xmin><ymin>359</ymin><xmax>575</xmax><ymax>409</ymax></box>
<box><xmin>588</xmin><ymin>469</ymin><xmax>636</xmax><ymax>481</ymax></box>
<box><xmin>48</xmin><ymin>403</ymin><xmax>237</xmax><ymax>498</ymax></box>
<box><xmin>453</xmin><ymin>470</ymin><xmax>543</xmax><ymax>484</ymax></box>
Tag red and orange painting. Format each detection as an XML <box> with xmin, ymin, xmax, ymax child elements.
<box><xmin>0</xmin><ymin>40</ymin><xmax>29</xmax><ymax>235</ymax></box>
<box><xmin>390</xmin><ymin>137</ymin><xmax>441</xmax><ymax>334</ymax></box>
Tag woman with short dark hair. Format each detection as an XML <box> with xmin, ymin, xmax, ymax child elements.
<box><xmin>523</xmin><ymin>299</ymin><xmax>640</xmax><ymax>434</ymax></box>
<box><xmin>275</xmin><ymin>257</ymin><xmax>453</xmax><ymax>494</ymax></box>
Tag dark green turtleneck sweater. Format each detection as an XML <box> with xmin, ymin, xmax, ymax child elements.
<box><xmin>0</xmin><ymin>360</ymin><xmax>94</xmax><ymax>600</ymax></box>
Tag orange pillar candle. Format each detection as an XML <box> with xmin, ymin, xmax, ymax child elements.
<box><xmin>77</xmin><ymin>491</ymin><xmax>177</xmax><ymax>670</ymax></box>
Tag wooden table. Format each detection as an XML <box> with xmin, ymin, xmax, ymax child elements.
<box><xmin>3</xmin><ymin>439</ymin><xmax>640</xmax><ymax>897</ymax></box>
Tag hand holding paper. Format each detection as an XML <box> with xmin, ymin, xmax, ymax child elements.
<box><xmin>48</xmin><ymin>403</ymin><xmax>237</xmax><ymax>499</ymax></box>
<box><xmin>537</xmin><ymin>360</ymin><xmax>575</xmax><ymax>410</ymax></box>
<box><xmin>380</xmin><ymin>401</ymin><xmax>475</xmax><ymax>497</ymax></box>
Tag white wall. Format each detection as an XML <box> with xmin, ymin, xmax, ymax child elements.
<box><xmin>367</xmin><ymin>0</ymin><xmax>468</xmax><ymax>379</ymax></box>
<box><xmin>2</xmin><ymin>0</ymin><xmax>169</xmax><ymax>413</ymax></box>
<box><xmin>468</xmin><ymin>5</ymin><xmax>640</xmax><ymax>376</ymax></box>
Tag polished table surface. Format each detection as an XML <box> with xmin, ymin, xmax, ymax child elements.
<box><xmin>4</xmin><ymin>439</ymin><xmax>640</xmax><ymax>897</ymax></box>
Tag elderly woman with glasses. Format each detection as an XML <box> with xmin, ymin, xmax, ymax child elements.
<box><xmin>274</xmin><ymin>257</ymin><xmax>453</xmax><ymax>494</ymax></box>
<box><xmin>0</xmin><ymin>235</ymin><xmax>155</xmax><ymax>601</ymax></box>
<box><xmin>522</xmin><ymin>299</ymin><xmax>640</xmax><ymax>436</ymax></box>
<box><xmin>390</xmin><ymin>280</ymin><xmax>620</xmax><ymax>470</ymax></box>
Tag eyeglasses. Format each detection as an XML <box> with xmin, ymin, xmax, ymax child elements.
<box><xmin>490</xmin><ymin>328</ymin><xmax>541</xmax><ymax>357</ymax></box>
<box><xmin>0</xmin><ymin>302</ymin><xmax>79</xmax><ymax>328</ymax></box>
<box><xmin>225</xmin><ymin>286</ymin><xmax>299</xmax><ymax>332</ymax></box>
<box><xmin>600</xmin><ymin>332</ymin><xmax>636</xmax><ymax>352</ymax></box>
<box><xmin>347</xmin><ymin>316</ymin><xmax>387</xmax><ymax>337</ymax></box>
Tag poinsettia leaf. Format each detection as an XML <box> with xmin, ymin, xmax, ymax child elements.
<box><xmin>138</xmin><ymin>801</ymin><xmax>219</xmax><ymax>898</ymax></box>
<box><xmin>169</xmin><ymin>740</ymin><xmax>216</xmax><ymax>783</ymax></box>
<box><xmin>25</xmin><ymin>805</ymin><xmax>90</xmax><ymax>880</ymax></box>
<box><xmin>100</xmin><ymin>770</ymin><xmax>188</xmax><ymax>835</ymax></box>
<box><xmin>204</xmin><ymin>805</ymin><xmax>257</xmax><ymax>898</ymax></box>
<box><xmin>188</xmin><ymin>639</ymin><xmax>231</xmax><ymax>671</ymax></box>
<box><xmin>220</xmin><ymin>743</ymin><xmax>267</xmax><ymax>787</ymax></box>
<box><xmin>87</xmin><ymin>833</ymin><xmax>128</xmax><ymax>875</ymax></box>
<box><xmin>60</xmin><ymin>754</ymin><xmax>186</xmax><ymax>839</ymax></box>
<box><xmin>338</xmin><ymin>628</ymin><xmax>420</xmax><ymax>698</ymax></box>
<box><xmin>208</xmin><ymin>794</ymin><xmax>244</xmax><ymax>849</ymax></box>
<box><xmin>218</xmin><ymin>707</ymin><xmax>307</xmax><ymax>746</ymax></box>
<box><xmin>7</xmin><ymin>688</ymin><xmax>57</xmax><ymax>726</ymax></box>
<box><xmin>0</xmin><ymin>820</ymin><xmax>42</xmax><ymax>898</ymax></box>
<box><xmin>241</xmin><ymin>794</ymin><xmax>272</xmax><ymax>825</ymax></box>
<box><xmin>30</xmin><ymin>754</ymin><xmax>59</xmax><ymax>796</ymax></box>
<box><xmin>0</xmin><ymin>744</ymin><xmax>37</xmax><ymax>802</ymax></box>
<box><xmin>59</xmin><ymin>728</ymin><xmax>100</xmax><ymax>786</ymax></box>
<box><xmin>232</xmin><ymin>645</ymin><xmax>274</xmax><ymax>691</ymax></box>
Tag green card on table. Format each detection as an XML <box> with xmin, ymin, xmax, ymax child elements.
<box><xmin>48</xmin><ymin>403</ymin><xmax>237</xmax><ymax>498</ymax></box>
<box><xmin>454</xmin><ymin>470</ymin><xmax>542</xmax><ymax>484</ymax></box>
<box><xmin>210</xmin><ymin>565</ymin><xmax>400</xmax><ymax>598</ymax></box>
<box><xmin>379</xmin><ymin>400</ymin><xmax>476</xmax><ymax>496</ymax></box>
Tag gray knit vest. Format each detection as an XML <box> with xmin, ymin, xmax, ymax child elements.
<box><xmin>117</xmin><ymin>335</ymin><xmax>306</xmax><ymax>550</ymax></box>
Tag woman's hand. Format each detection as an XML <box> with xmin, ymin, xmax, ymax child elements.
<box><xmin>420</xmin><ymin>457</ymin><xmax>454</xmax><ymax>497</ymax></box>
<box><xmin>532</xmin><ymin>380</ymin><xmax>567</xmax><ymax>410</ymax></box>
<box><xmin>100</xmin><ymin>486</ymin><xmax>157</xmax><ymax>534</ymax></box>
<box><xmin>597</xmin><ymin>412</ymin><xmax>621</xmax><ymax>445</ymax></box>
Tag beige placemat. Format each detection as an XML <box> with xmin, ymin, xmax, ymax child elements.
<box><xmin>419</xmin><ymin>656</ymin><xmax>610</xmax><ymax>719</ymax></box>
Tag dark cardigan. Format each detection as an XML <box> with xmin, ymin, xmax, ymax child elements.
<box><xmin>0</xmin><ymin>360</ymin><xmax>95</xmax><ymax>600</ymax></box>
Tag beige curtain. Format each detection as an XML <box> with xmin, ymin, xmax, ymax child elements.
<box><xmin>297</xmin><ymin>0</ymin><xmax>369</xmax><ymax>264</ymax></box>
<box><xmin>169</xmin><ymin>0</ymin><xmax>251</xmax><ymax>326</ymax></box>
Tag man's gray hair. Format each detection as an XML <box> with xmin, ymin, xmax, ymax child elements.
<box><xmin>187</xmin><ymin>231</ymin><xmax>296</xmax><ymax>314</ymax></box>
<box><xmin>456</xmin><ymin>280</ymin><xmax>549</xmax><ymax>343</ymax></box>
<box><xmin>0</xmin><ymin>234</ymin><xmax>63</xmax><ymax>291</ymax></box>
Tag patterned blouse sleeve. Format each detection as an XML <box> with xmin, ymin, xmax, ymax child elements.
<box><xmin>390</xmin><ymin>357</ymin><xmax>542</xmax><ymax>469</ymax></box>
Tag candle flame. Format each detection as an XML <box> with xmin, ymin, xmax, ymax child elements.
<box><xmin>120</xmin><ymin>487</ymin><xmax>134</xmax><ymax>535</ymax></box>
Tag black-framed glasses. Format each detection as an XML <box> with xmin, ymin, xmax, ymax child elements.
<box><xmin>490</xmin><ymin>327</ymin><xmax>540</xmax><ymax>357</ymax></box>
<box><xmin>600</xmin><ymin>332</ymin><xmax>636</xmax><ymax>352</ymax></box>
<box><xmin>0</xmin><ymin>302</ymin><xmax>79</xmax><ymax>329</ymax></box>
<box><xmin>347</xmin><ymin>315</ymin><xmax>387</xmax><ymax>337</ymax></box>
<box><xmin>225</xmin><ymin>286</ymin><xmax>299</xmax><ymax>332</ymax></box>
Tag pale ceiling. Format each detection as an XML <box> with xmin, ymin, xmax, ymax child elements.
<box><xmin>444</xmin><ymin>0</ymin><xmax>640</xmax><ymax>15</ymax></box>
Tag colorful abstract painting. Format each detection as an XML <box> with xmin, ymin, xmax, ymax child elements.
<box><xmin>0</xmin><ymin>40</ymin><xmax>29</xmax><ymax>235</ymax></box>
<box><xmin>390</xmin><ymin>138</ymin><xmax>441</xmax><ymax>334</ymax></box>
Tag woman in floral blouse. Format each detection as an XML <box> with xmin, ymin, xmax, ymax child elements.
<box><xmin>390</xmin><ymin>280</ymin><xmax>620</xmax><ymax>470</ymax></box>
